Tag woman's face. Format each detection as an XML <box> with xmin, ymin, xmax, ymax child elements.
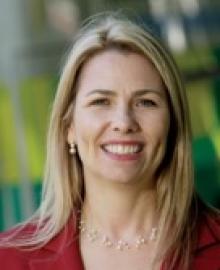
<box><xmin>68</xmin><ymin>49</ymin><xmax>170</xmax><ymax>187</ymax></box>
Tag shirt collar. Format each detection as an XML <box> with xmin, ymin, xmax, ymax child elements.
<box><xmin>196</xmin><ymin>212</ymin><xmax>220</xmax><ymax>251</ymax></box>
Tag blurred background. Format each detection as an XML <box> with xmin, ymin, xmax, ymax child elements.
<box><xmin>0</xmin><ymin>0</ymin><xmax>220</xmax><ymax>231</ymax></box>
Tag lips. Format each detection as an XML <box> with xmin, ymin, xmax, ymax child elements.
<box><xmin>101</xmin><ymin>141</ymin><xmax>144</xmax><ymax>156</ymax></box>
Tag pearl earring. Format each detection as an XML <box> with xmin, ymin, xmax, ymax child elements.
<box><xmin>69</xmin><ymin>143</ymin><xmax>76</xmax><ymax>154</ymax></box>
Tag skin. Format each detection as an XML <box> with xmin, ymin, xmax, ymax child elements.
<box><xmin>67</xmin><ymin>49</ymin><xmax>170</xmax><ymax>269</ymax></box>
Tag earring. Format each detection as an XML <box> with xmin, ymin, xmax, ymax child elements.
<box><xmin>69</xmin><ymin>142</ymin><xmax>76</xmax><ymax>154</ymax></box>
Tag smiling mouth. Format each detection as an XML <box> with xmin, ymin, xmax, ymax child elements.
<box><xmin>101</xmin><ymin>144</ymin><xmax>144</xmax><ymax>155</ymax></box>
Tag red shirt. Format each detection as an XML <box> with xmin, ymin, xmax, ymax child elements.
<box><xmin>191</xmin><ymin>213</ymin><xmax>220</xmax><ymax>269</ymax></box>
<box><xmin>0</xmin><ymin>213</ymin><xmax>219</xmax><ymax>270</ymax></box>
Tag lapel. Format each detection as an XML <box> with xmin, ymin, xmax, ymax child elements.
<box><xmin>161</xmin><ymin>212</ymin><xmax>220</xmax><ymax>270</ymax></box>
<box><xmin>195</xmin><ymin>212</ymin><xmax>220</xmax><ymax>253</ymax></box>
<box><xmin>29</xmin><ymin>217</ymin><xmax>84</xmax><ymax>270</ymax></box>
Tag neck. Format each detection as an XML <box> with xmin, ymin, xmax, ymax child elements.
<box><xmin>81</xmin><ymin>179</ymin><xmax>157</xmax><ymax>240</ymax></box>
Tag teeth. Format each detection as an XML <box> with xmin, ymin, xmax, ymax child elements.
<box><xmin>103</xmin><ymin>144</ymin><xmax>141</xmax><ymax>154</ymax></box>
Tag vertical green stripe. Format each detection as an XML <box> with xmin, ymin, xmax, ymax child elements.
<box><xmin>11</xmin><ymin>185</ymin><xmax>22</xmax><ymax>222</ymax></box>
<box><xmin>33</xmin><ymin>180</ymin><xmax>42</xmax><ymax>208</ymax></box>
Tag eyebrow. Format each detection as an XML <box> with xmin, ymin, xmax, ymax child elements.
<box><xmin>86</xmin><ymin>88</ymin><xmax>164</xmax><ymax>97</ymax></box>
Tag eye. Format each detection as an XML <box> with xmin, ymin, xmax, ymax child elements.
<box><xmin>135</xmin><ymin>99</ymin><xmax>157</xmax><ymax>107</ymax></box>
<box><xmin>90</xmin><ymin>98</ymin><xmax>110</xmax><ymax>106</ymax></box>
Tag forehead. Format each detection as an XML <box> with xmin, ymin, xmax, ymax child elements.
<box><xmin>76</xmin><ymin>49</ymin><xmax>165</xmax><ymax>97</ymax></box>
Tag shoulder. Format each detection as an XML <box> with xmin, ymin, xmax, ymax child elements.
<box><xmin>0</xmin><ymin>217</ymin><xmax>83</xmax><ymax>270</ymax></box>
<box><xmin>193</xmin><ymin>207</ymin><xmax>220</xmax><ymax>269</ymax></box>
<box><xmin>0</xmin><ymin>246</ymin><xmax>35</xmax><ymax>270</ymax></box>
<box><xmin>0</xmin><ymin>226</ymin><xmax>40</xmax><ymax>270</ymax></box>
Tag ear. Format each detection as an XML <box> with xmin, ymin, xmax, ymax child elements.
<box><xmin>67</xmin><ymin>123</ymin><xmax>75</xmax><ymax>144</ymax></box>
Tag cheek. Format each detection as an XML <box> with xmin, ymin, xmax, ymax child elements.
<box><xmin>142</xmin><ymin>111</ymin><xmax>170</xmax><ymax>140</ymax></box>
<box><xmin>158</xmin><ymin>120</ymin><xmax>170</xmax><ymax>141</ymax></box>
<box><xmin>153</xmin><ymin>115</ymin><xmax>170</xmax><ymax>159</ymax></box>
<box><xmin>74</xmin><ymin>122</ymin><xmax>93</xmax><ymax>153</ymax></box>
<box><xmin>155</xmin><ymin>121</ymin><xmax>170</xmax><ymax>150</ymax></box>
<box><xmin>143</xmin><ymin>115</ymin><xmax>170</xmax><ymax>166</ymax></box>
<box><xmin>73</xmin><ymin>110</ymin><xmax>106</xmax><ymax>161</ymax></box>
<box><xmin>144</xmin><ymin>115</ymin><xmax>170</xmax><ymax>173</ymax></box>
<box><xmin>156</xmin><ymin>109</ymin><xmax>170</xmax><ymax>136</ymax></box>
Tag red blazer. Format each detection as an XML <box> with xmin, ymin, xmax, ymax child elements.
<box><xmin>0</xmin><ymin>213</ymin><xmax>219</xmax><ymax>270</ymax></box>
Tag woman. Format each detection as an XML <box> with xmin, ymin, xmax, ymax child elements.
<box><xmin>0</xmin><ymin>14</ymin><xmax>219</xmax><ymax>270</ymax></box>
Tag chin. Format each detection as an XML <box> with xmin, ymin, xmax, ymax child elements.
<box><xmin>103</xmin><ymin>173</ymin><xmax>141</xmax><ymax>185</ymax></box>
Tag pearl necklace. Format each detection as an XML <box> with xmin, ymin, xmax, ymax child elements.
<box><xmin>79</xmin><ymin>219</ymin><xmax>158</xmax><ymax>251</ymax></box>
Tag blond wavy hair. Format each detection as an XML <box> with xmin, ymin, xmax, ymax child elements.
<box><xmin>1</xmin><ymin>13</ymin><xmax>197</xmax><ymax>269</ymax></box>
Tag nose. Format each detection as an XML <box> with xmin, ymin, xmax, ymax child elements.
<box><xmin>111</xmin><ymin>107</ymin><xmax>140</xmax><ymax>134</ymax></box>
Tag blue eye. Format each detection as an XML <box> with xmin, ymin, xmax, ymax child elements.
<box><xmin>90</xmin><ymin>98</ymin><xmax>110</xmax><ymax>106</ymax></box>
<box><xmin>136</xmin><ymin>99</ymin><xmax>157</xmax><ymax>107</ymax></box>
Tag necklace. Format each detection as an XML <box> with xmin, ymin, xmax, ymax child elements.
<box><xmin>79</xmin><ymin>219</ymin><xmax>158</xmax><ymax>251</ymax></box>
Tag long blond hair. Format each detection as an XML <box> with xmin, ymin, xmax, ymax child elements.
<box><xmin>1</xmin><ymin>13</ymin><xmax>197</xmax><ymax>269</ymax></box>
